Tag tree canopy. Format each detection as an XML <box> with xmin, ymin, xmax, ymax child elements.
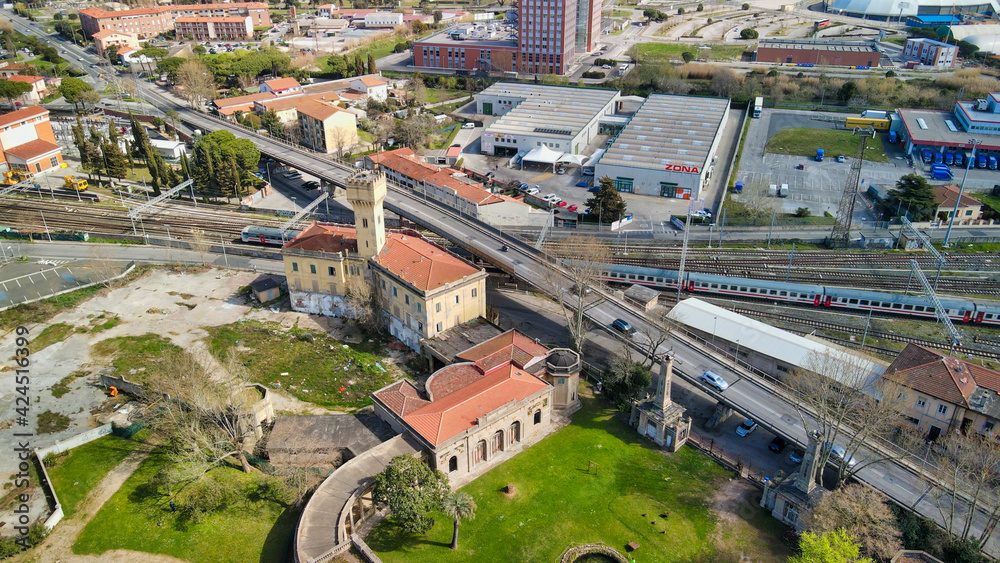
<box><xmin>790</xmin><ymin>529</ymin><xmax>874</xmax><ymax>563</ymax></box>
<box><xmin>191</xmin><ymin>130</ymin><xmax>260</xmax><ymax>199</ymax></box>
<box><xmin>0</xmin><ymin>79</ymin><xmax>31</xmax><ymax>104</ymax></box>
<box><xmin>885</xmin><ymin>173</ymin><xmax>937</xmax><ymax>221</ymax></box>
<box><xmin>585</xmin><ymin>176</ymin><xmax>628</xmax><ymax>223</ymax></box>
<box><xmin>58</xmin><ymin>77</ymin><xmax>99</xmax><ymax>111</ymax></box>
<box><xmin>372</xmin><ymin>455</ymin><xmax>448</xmax><ymax>534</ymax></box>
<box><xmin>809</xmin><ymin>484</ymin><xmax>901</xmax><ymax>560</ymax></box>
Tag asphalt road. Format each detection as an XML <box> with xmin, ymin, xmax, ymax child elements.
<box><xmin>119</xmin><ymin>81</ymin><xmax>1000</xmax><ymax>555</ymax></box>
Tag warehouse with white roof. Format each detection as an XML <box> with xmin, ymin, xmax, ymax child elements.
<box><xmin>594</xmin><ymin>94</ymin><xmax>730</xmax><ymax>201</ymax></box>
<box><xmin>667</xmin><ymin>298</ymin><xmax>886</xmax><ymax>394</ymax></box>
<box><xmin>476</xmin><ymin>83</ymin><xmax>621</xmax><ymax>157</ymax></box>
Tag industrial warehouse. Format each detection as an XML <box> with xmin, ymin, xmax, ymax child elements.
<box><xmin>474</xmin><ymin>84</ymin><xmax>729</xmax><ymax>200</ymax></box>
<box><xmin>477</xmin><ymin>83</ymin><xmax>621</xmax><ymax>157</ymax></box>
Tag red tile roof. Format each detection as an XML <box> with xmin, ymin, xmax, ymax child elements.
<box><xmin>296</xmin><ymin>98</ymin><xmax>349</xmax><ymax>121</ymax></box>
<box><xmin>456</xmin><ymin>329</ymin><xmax>549</xmax><ymax>366</ymax></box>
<box><xmin>375</xmin><ymin>364</ymin><xmax>549</xmax><ymax>445</ymax></box>
<box><xmin>7</xmin><ymin>75</ymin><xmax>43</xmax><ymax>85</ymax></box>
<box><xmin>934</xmin><ymin>184</ymin><xmax>981</xmax><ymax>209</ymax></box>
<box><xmin>264</xmin><ymin>77</ymin><xmax>302</xmax><ymax>93</ymax></box>
<box><xmin>91</xmin><ymin>30</ymin><xmax>136</xmax><ymax>40</ymax></box>
<box><xmin>214</xmin><ymin>91</ymin><xmax>275</xmax><ymax>108</ymax></box>
<box><xmin>374</xmin><ymin>232</ymin><xmax>482</xmax><ymax>293</ymax></box>
<box><xmin>381</xmin><ymin>153</ymin><xmax>438</xmax><ymax>182</ymax></box>
<box><xmin>81</xmin><ymin>3</ymin><xmax>267</xmax><ymax>19</ymax></box>
<box><xmin>356</xmin><ymin>76</ymin><xmax>387</xmax><ymax>87</ymax></box>
<box><xmin>884</xmin><ymin>344</ymin><xmax>1000</xmax><ymax>406</ymax></box>
<box><xmin>367</xmin><ymin>147</ymin><xmax>415</xmax><ymax>165</ymax></box>
<box><xmin>426</xmin><ymin>364</ymin><xmax>486</xmax><ymax>400</ymax></box>
<box><xmin>285</xmin><ymin>222</ymin><xmax>358</xmax><ymax>254</ymax></box>
<box><xmin>4</xmin><ymin>138</ymin><xmax>60</xmax><ymax>161</ymax></box>
<box><xmin>176</xmin><ymin>16</ymin><xmax>250</xmax><ymax>23</ymax></box>
<box><xmin>0</xmin><ymin>106</ymin><xmax>47</xmax><ymax>128</ymax></box>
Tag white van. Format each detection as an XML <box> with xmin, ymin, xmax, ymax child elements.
<box><xmin>779</xmin><ymin>183</ymin><xmax>789</xmax><ymax>198</ymax></box>
<box><xmin>768</xmin><ymin>184</ymin><xmax>777</xmax><ymax>197</ymax></box>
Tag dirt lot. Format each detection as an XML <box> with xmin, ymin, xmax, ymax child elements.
<box><xmin>0</xmin><ymin>267</ymin><xmax>391</xmax><ymax>481</ymax></box>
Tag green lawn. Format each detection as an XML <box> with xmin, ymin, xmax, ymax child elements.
<box><xmin>765</xmin><ymin>127</ymin><xmax>890</xmax><ymax>163</ymax></box>
<box><xmin>74</xmin><ymin>450</ymin><xmax>297</xmax><ymax>563</ymax></box>
<box><xmin>639</xmin><ymin>42</ymin><xmax>748</xmax><ymax>61</ymax></box>
<box><xmin>31</xmin><ymin>322</ymin><xmax>75</xmax><ymax>354</ymax></box>
<box><xmin>46</xmin><ymin>433</ymin><xmax>146</xmax><ymax>517</ymax></box>
<box><xmin>425</xmin><ymin>89</ymin><xmax>469</xmax><ymax>105</ymax></box>
<box><xmin>206</xmin><ymin>320</ymin><xmax>398</xmax><ymax>410</ymax></box>
<box><xmin>368</xmin><ymin>389</ymin><xmax>791</xmax><ymax>562</ymax></box>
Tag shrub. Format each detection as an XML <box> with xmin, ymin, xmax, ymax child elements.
<box><xmin>885</xmin><ymin>69</ymin><xmax>897</xmax><ymax>77</ymax></box>
<box><xmin>795</xmin><ymin>207</ymin><xmax>811</xmax><ymax>217</ymax></box>
<box><xmin>677</xmin><ymin>7</ymin><xmax>685</xmax><ymax>14</ymax></box>
<box><xmin>582</xmin><ymin>71</ymin><xmax>606</xmax><ymax>79</ymax></box>
<box><xmin>740</xmin><ymin>28</ymin><xmax>759</xmax><ymax>39</ymax></box>
<box><xmin>742</xmin><ymin>2</ymin><xmax>750</xmax><ymax>8</ymax></box>
<box><xmin>681</xmin><ymin>51</ymin><xmax>695</xmax><ymax>62</ymax></box>
<box><xmin>697</xmin><ymin>3</ymin><xmax>704</xmax><ymax>10</ymax></box>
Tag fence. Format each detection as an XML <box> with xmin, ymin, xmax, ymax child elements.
<box><xmin>33</xmin><ymin>423</ymin><xmax>116</xmax><ymax>531</ymax></box>
<box><xmin>0</xmin><ymin>261</ymin><xmax>135</xmax><ymax>312</ymax></box>
<box><xmin>98</xmin><ymin>374</ymin><xmax>146</xmax><ymax>398</ymax></box>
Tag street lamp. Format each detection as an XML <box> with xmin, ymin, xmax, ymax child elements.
<box><xmin>944</xmin><ymin>137</ymin><xmax>980</xmax><ymax>246</ymax></box>
<box><xmin>712</xmin><ymin>316</ymin><xmax>718</xmax><ymax>345</ymax></box>
<box><xmin>734</xmin><ymin>339</ymin><xmax>741</xmax><ymax>368</ymax></box>
<box><xmin>164</xmin><ymin>224</ymin><xmax>171</xmax><ymax>248</ymax></box>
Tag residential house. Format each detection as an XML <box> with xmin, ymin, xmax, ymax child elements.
<box><xmin>175</xmin><ymin>16</ymin><xmax>253</xmax><ymax>40</ymax></box>
<box><xmin>296</xmin><ymin>98</ymin><xmax>359</xmax><ymax>155</ymax></box>
<box><xmin>260</xmin><ymin>77</ymin><xmax>304</xmax><ymax>97</ymax></box>
<box><xmin>0</xmin><ymin>106</ymin><xmax>63</xmax><ymax>175</ymax></box>
<box><xmin>933</xmin><ymin>184</ymin><xmax>983</xmax><ymax>223</ymax></box>
<box><xmin>8</xmin><ymin>75</ymin><xmax>48</xmax><ymax>105</ymax></box>
<box><xmin>883</xmin><ymin>344</ymin><xmax>1000</xmax><ymax>440</ymax></box>
<box><xmin>349</xmin><ymin>76</ymin><xmax>388</xmax><ymax>102</ymax></box>
<box><xmin>91</xmin><ymin>30</ymin><xmax>140</xmax><ymax>57</ymax></box>
<box><xmin>212</xmin><ymin>91</ymin><xmax>277</xmax><ymax>119</ymax></box>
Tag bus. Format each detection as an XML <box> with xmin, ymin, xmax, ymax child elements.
<box><xmin>815</xmin><ymin>19</ymin><xmax>831</xmax><ymax>29</ymax></box>
<box><xmin>845</xmin><ymin>117</ymin><xmax>891</xmax><ymax>130</ymax></box>
<box><xmin>753</xmin><ymin>96</ymin><xmax>763</xmax><ymax>118</ymax></box>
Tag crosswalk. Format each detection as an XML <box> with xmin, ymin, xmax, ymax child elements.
<box><xmin>37</xmin><ymin>259</ymin><xmax>69</xmax><ymax>267</ymax></box>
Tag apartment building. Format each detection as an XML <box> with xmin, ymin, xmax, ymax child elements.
<box><xmin>91</xmin><ymin>30</ymin><xmax>140</xmax><ymax>57</ymax></box>
<box><xmin>80</xmin><ymin>3</ymin><xmax>270</xmax><ymax>39</ymax></box>
<box><xmin>175</xmin><ymin>16</ymin><xmax>253</xmax><ymax>41</ymax></box>
<box><xmin>0</xmin><ymin>106</ymin><xmax>63</xmax><ymax>175</ymax></box>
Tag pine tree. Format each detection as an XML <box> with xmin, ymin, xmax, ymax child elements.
<box><xmin>147</xmin><ymin>148</ymin><xmax>160</xmax><ymax>194</ymax></box>
<box><xmin>229</xmin><ymin>155</ymin><xmax>241</xmax><ymax>199</ymax></box>
<box><xmin>367</xmin><ymin>53</ymin><xmax>376</xmax><ymax>74</ymax></box>
<box><xmin>130</xmin><ymin>114</ymin><xmax>151</xmax><ymax>162</ymax></box>
<box><xmin>124</xmin><ymin>138</ymin><xmax>134</xmax><ymax>176</ymax></box>
<box><xmin>585</xmin><ymin>176</ymin><xmax>628</xmax><ymax>223</ymax></box>
<box><xmin>71</xmin><ymin>117</ymin><xmax>87</xmax><ymax>169</ymax></box>
<box><xmin>179</xmin><ymin>152</ymin><xmax>191</xmax><ymax>181</ymax></box>
<box><xmin>103</xmin><ymin>125</ymin><xmax>129</xmax><ymax>180</ymax></box>
<box><xmin>88</xmin><ymin>127</ymin><xmax>105</xmax><ymax>181</ymax></box>
<box><xmin>193</xmin><ymin>144</ymin><xmax>214</xmax><ymax>197</ymax></box>
<box><xmin>355</xmin><ymin>54</ymin><xmax>363</xmax><ymax>76</ymax></box>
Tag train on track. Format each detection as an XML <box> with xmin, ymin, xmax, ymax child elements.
<box><xmin>594</xmin><ymin>263</ymin><xmax>1000</xmax><ymax>327</ymax></box>
<box><xmin>0</xmin><ymin>227</ymin><xmax>89</xmax><ymax>242</ymax></box>
<box><xmin>241</xmin><ymin>226</ymin><xmax>301</xmax><ymax>246</ymax></box>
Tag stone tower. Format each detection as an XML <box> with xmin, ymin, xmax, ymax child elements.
<box><xmin>345</xmin><ymin>169</ymin><xmax>387</xmax><ymax>261</ymax></box>
<box><xmin>794</xmin><ymin>430</ymin><xmax>824</xmax><ymax>494</ymax></box>
<box><xmin>655</xmin><ymin>354</ymin><xmax>674</xmax><ymax>411</ymax></box>
<box><xmin>632</xmin><ymin>353</ymin><xmax>691</xmax><ymax>452</ymax></box>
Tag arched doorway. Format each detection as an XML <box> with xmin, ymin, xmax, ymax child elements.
<box><xmin>510</xmin><ymin>421</ymin><xmax>521</xmax><ymax>443</ymax></box>
<box><xmin>534</xmin><ymin>410</ymin><xmax>542</xmax><ymax>424</ymax></box>
<box><xmin>474</xmin><ymin>439</ymin><xmax>487</xmax><ymax>465</ymax></box>
<box><xmin>448</xmin><ymin>456</ymin><xmax>458</xmax><ymax>472</ymax></box>
<box><xmin>492</xmin><ymin>429</ymin><xmax>504</xmax><ymax>454</ymax></box>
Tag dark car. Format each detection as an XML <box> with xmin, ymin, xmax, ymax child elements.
<box><xmin>302</xmin><ymin>181</ymin><xmax>320</xmax><ymax>189</ymax></box>
<box><xmin>789</xmin><ymin>449</ymin><xmax>805</xmax><ymax>464</ymax></box>
<box><xmin>768</xmin><ymin>437</ymin><xmax>788</xmax><ymax>453</ymax></box>
<box><xmin>611</xmin><ymin>318</ymin><xmax>635</xmax><ymax>336</ymax></box>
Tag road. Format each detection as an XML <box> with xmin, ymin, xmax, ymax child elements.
<box><xmin>117</xmin><ymin>80</ymin><xmax>1000</xmax><ymax>554</ymax></box>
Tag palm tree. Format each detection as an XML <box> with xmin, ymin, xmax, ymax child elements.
<box><xmin>442</xmin><ymin>491</ymin><xmax>476</xmax><ymax>550</ymax></box>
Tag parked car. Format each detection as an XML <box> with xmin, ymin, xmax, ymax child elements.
<box><xmin>576</xmin><ymin>180</ymin><xmax>590</xmax><ymax>187</ymax></box>
<box><xmin>588</xmin><ymin>186</ymin><xmax>600</xmax><ymax>193</ymax></box>
<box><xmin>601</xmin><ymin>64</ymin><xmax>612</xmax><ymax>69</ymax></box>
<box><xmin>519</xmin><ymin>183</ymin><xmax>529</xmax><ymax>191</ymax></box>
<box><xmin>567</xmin><ymin>204</ymin><xmax>579</xmax><ymax>212</ymax></box>
<box><xmin>302</xmin><ymin>181</ymin><xmax>319</xmax><ymax>189</ymax></box>
<box><xmin>525</xmin><ymin>187</ymin><xmax>540</xmax><ymax>195</ymax></box>
<box><xmin>542</xmin><ymin>193</ymin><xmax>558</xmax><ymax>202</ymax></box>
<box><xmin>556</xmin><ymin>200</ymin><xmax>568</xmax><ymax>207</ymax></box>
<box><xmin>611</xmin><ymin>318</ymin><xmax>636</xmax><ymax>336</ymax></box>
<box><xmin>735</xmin><ymin>419</ymin><xmax>758</xmax><ymax>437</ymax></box>
<box><xmin>826</xmin><ymin>444</ymin><xmax>858</xmax><ymax>468</ymax></box>
<box><xmin>461</xmin><ymin>122</ymin><xmax>476</xmax><ymax>129</ymax></box>
<box><xmin>283</xmin><ymin>171</ymin><xmax>301</xmax><ymax>179</ymax></box>
<box><xmin>789</xmin><ymin>449</ymin><xmax>804</xmax><ymax>464</ymax></box>
<box><xmin>768</xmin><ymin>437</ymin><xmax>788</xmax><ymax>453</ymax></box>
<box><xmin>700</xmin><ymin>370</ymin><xmax>729</xmax><ymax>392</ymax></box>
<box><xmin>693</xmin><ymin>209</ymin><xmax>712</xmax><ymax>219</ymax></box>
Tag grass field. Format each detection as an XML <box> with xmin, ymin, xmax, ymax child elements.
<box><xmin>46</xmin><ymin>432</ymin><xmax>146</xmax><ymax>517</ymax></box>
<box><xmin>31</xmin><ymin>322</ymin><xmax>75</xmax><ymax>354</ymax></box>
<box><xmin>639</xmin><ymin>43</ymin><xmax>748</xmax><ymax>61</ymax></box>
<box><xmin>368</xmin><ymin>389</ymin><xmax>792</xmax><ymax>562</ymax></box>
<box><xmin>206</xmin><ymin>320</ymin><xmax>398</xmax><ymax>410</ymax></box>
<box><xmin>765</xmin><ymin>128</ymin><xmax>891</xmax><ymax>163</ymax></box>
<box><xmin>91</xmin><ymin>334</ymin><xmax>189</xmax><ymax>385</ymax></box>
<box><xmin>74</xmin><ymin>450</ymin><xmax>296</xmax><ymax>563</ymax></box>
<box><xmin>425</xmin><ymin>88</ymin><xmax>469</xmax><ymax>105</ymax></box>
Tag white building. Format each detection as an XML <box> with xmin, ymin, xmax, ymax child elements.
<box><xmin>149</xmin><ymin>138</ymin><xmax>188</xmax><ymax>160</ymax></box>
<box><xmin>594</xmin><ymin>94</ymin><xmax>729</xmax><ymax>201</ymax></box>
<box><xmin>349</xmin><ymin>76</ymin><xmax>388</xmax><ymax>102</ymax></box>
<box><xmin>904</xmin><ymin>37</ymin><xmax>958</xmax><ymax>67</ymax></box>
<box><xmin>363</xmin><ymin>12</ymin><xmax>403</xmax><ymax>28</ymax></box>
<box><xmin>476</xmin><ymin>83</ymin><xmax>620</xmax><ymax>157</ymax></box>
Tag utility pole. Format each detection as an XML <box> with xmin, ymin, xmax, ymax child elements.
<box><xmin>829</xmin><ymin>127</ymin><xmax>875</xmax><ymax>247</ymax></box>
<box><xmin>943</xmin><ymin>137</ymin><xmax>980</xmax><ymax>247</ymax></box>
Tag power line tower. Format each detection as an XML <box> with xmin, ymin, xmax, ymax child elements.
<box><xmin>828</xmin><ymin>127</ymin><xmax>876</xmax><ymax>247</ymax></box>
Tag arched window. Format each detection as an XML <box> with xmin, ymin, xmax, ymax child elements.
<box><xmin>474</xmin><ymin>440</ymin><xmax>487</xmax><ymax>464</ymax></box>
<box><xmin>510</xmin><ymin>421</ymin><xmax>521</xmax><ymax>443</ymax></box>
<box><xmin>448</xmin><ymin>456</ymin><xmax>458</xmax><ymax>472</ymax></box>
<box><xmin>533</xmin><ymin>410</ymin><xmax>542</xmax><ymax>425</ymax></box>
<box><xmin>492</xmin><ymin>429</ymin><xmax>505</xmax><ymax>453</ymax></box>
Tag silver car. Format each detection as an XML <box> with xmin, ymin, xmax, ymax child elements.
<box><xmin>700</xmin><ymin>370</ymin><xmax>729</xmax><ymax>392</ymax></box>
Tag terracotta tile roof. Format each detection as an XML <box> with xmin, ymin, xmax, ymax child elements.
<box><xmin>285</xmin><ymin>222</ymin><xmax>358</xmax><ymax>254</ymax></box>
<box><xmin>373</xmin><ymin>380</ymin><xmax>431</xmax><ymax>417</ymax></box>
<box><xmin>91</xmin><ymin>30</ymin><xmax>136</xmax><ymax>40</ymax></box>
<box><xmin>295</xmin><ymin>98</ymin><xmax>349</xmax><ymax>121</ymax></box>
<box><xmin>0</xmin><ymin>63</ymin><xmax>29</xmax><ymax>71</ymax></box>
<box><xmin>884</xmin><ymin>344</ymin><xmax>1000</xmax><ymax>406</ymax></box>
<box><xmin>456</xmin><ymin>329</ymin><xmax>549</xmax><ymax>366</ymax></box>
<box><xmin>357</xmin><ymin>76</ymin><xmax>387</xmax><ymax>87</ymax></box>
<box><xmin>400</xmin><ymin>365</ymin><xmax>549</xmax><ymax>445</ymax></box>
<box><xmin>0</xmin><ymin>106</ymin><xmax>46</xmax><ymax>128</ymax></box>
<box><xmin>214</xmin><ymin>91</ymin><xmax>275</xmax><ymax>108</ymax></box>
<box><xmin>426</xmin><ymin>364</ymin><xmax>486</xmax><ymax>400</ymax></box>
<box><xmin>8</xmin><ymin>75</ymin><xmax>43</xmax><ymax>84</ymax></box>
<box><xmin>264</xmin><ymin>77</ymin><xmax>302</xmax><ymax>93</ymax></box>
<box><xmin>381</xmin><ymin>153</ymin><xmax>438</xmax><ymax>182</ymax></box>
<box><xmin>176</xmin><ymin>16</ymin><xmax>250</xmax><ymax>23</ymax></box>
<box><xmin>367</xmin><ymin>147</ymin><xmax>414</xmax><ymax>165</ymax></box>
<box><xmin>5</xmin><ymin>139</ymin><xmax>60</xmax><ymax>161</ymax></box>
<box><xmin>374</xmin><ymin>232</ymin><xmax>482</xmax><ymax>293</ymax></box>
<box><xmin>82</xmin><ymin>3</ymin><xmax>267</xmax><ymax>19</ymax></box>
<box><xmin>338</xmin><ymin>91</ymin><xmax>365</xmax><ymax>101</ymax></box>
<box><xmin>934</xmin><ymin>184</ymin><xmax>981</xmax><ymax>208</ymax></box>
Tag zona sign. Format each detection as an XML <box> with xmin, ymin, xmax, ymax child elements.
<box><xmin>664</xmin><ymin>164</ymin><xmax>700</xmax><ymax>174</ymax></box>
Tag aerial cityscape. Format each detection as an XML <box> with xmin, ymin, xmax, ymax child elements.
<box><xmin>1</xmin><ymin>0</ymin><xmax>1000</xmax><ymax>561</ymax></box>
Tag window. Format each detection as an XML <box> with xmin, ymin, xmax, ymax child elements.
<box><xmin>292</xmin><ymin>262</ymin><xmax>299</xmax><ymax>272</ymax></box>
<box><xmin>416</xmin><ymin>303</ymin><xmax>422</xmax><ymax>313</ymax></box>
<box><xmin>436</xmin><ymin>302</ymin><xmax>441</xmax><ymax>313</ymax></box>
<box><xmin>472</xmin><ymin>288</ymin><xmax>477</xmax><ymax>297</ymax></box>
<box><xmin>917</xmin><ymin>398</ymin><xmax>927</xmax><ymax>408</ymax></box>
<box><xmin>381</xmin><ymin>279</ymin><xmax>386</xmax><ymax>289</ymax></box>
<box><xmin>937</xmin><ymin>404</ymin><xmax>949</xmax><ymax>415</ymax></box>
<box><xmin>363</xmin><ymin>218</ymin><xmax>368</xmax><ymax>228</ymax></box>
<box><xmin>405</xmin><ymin>295</ymin><xmax>410</xmax><ymax>305</ymax></box>
<box><xmin>328</xmin><ymin>266</ymin><xmax>335</xmax><ymax>276</ymax></box>
<box><xmin>614</xmin><ymin>177</ymin><xmax>634</xmax><ymax>193</ymax></box>
<box><xmin>436</xmin><ymin>322</ymin><xmax>443</xmax><ymax>331</ymax></box>
<box><xmin>533</xmin><ymin>411</ymin><xmax>541</xmax><ymax>424</ymax></box>
<box><xmin>49</xmin><ymin>157</ymin><xmax>59</xmax><ymax>168</ymax></box>
<box><xmin>392</xmin><ymin>287</ymin><xmax>397</xmax><ymax>297</ymax></box>
<box><xmin>455</xmin><ymin>295</ymin><xmax>460</xmax><ymax>304</ymax></box>
<box><xmin>448</xmin><ymin>456</ymin><xmax>458</xmax><ymax>472</ymax></box>
<box><xmin>309</xmin><ymin>264</ymin><xmax>316</xmax><ymax>274</ymax></box>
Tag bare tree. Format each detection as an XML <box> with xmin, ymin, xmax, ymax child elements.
<box><xmin>188</xmin><ymin>229</ymin><xmax>211</xmax><ymax>265</ymax></box>
<box><xmin>345</xmin><ymin>277</ymin><xmax>383</xmax><ymax>334</ymax></box>
<box><xmin>546</xmin><ymin>235</ymin><xmax>612</xmax><ymax>354</ymax></box>
<box><xmin>175</xmin><ymin>59</ymin><xmax>216</xmax><ymax>109</ymax></box>
<box><xmin>808</xmin><ymin>483</ymin><xmax>902</xmax><ymax>560</ymax></box>
<box><xmin>789</xmin><ymin>351</ymin><xmax>912</xmax><ymax>488</ymax></box>
<box><xmin>929</xmin><ymin>433</ymin><xmax>1000</xmax><ymax>547</ymax></box>
<box><xmin>330</xmin><ymin>124</ymin><xmax>352</xmax><ymax>162</ymax></box>
<box><xmin>145</xmin><ymin>351</ymin><xmax>262</xmax><ymax>488</ymax></box>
